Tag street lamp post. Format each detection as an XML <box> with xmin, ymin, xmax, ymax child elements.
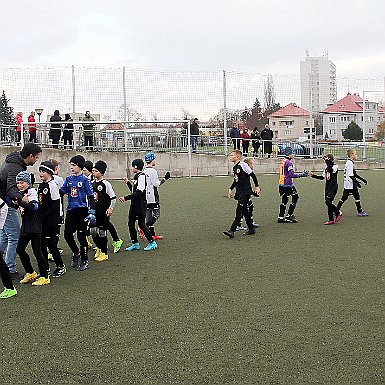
<box><xmin>35</xmin><ymin>108</ymin><xmax>43</xmax><ymax>144</ymax></box>
<box><xmin>362</xmin><ymin>90</ymin><xmax>382</xmax><ymax>159</ymax></box>
<box><xmin>35</xmin><ymin>108</ymin><xmax>43</xmax><ymax>123</ymax></box>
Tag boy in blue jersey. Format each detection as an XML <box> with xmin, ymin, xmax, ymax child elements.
<box><xmin>277</xmin><ymin>147</ymin><xmax>309</xmax><ymax>223</ymax></box>
<box><xmin>60</xmin><ymin>155</ymin><xmax>95</xmax><ymax>271</ymax></box>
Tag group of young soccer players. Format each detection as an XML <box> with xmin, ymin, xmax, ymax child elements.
<box><xmin>224</xmin><ymin>147</ymin><xmax>369</xmax><ymax>238</ymax></box>
<box><xmin>0</xmin><ymin>152</ymin><xmax>169</xmax><ymax>299</ymax></box>
<box><xmin>0</xmin><ymin>145</ymin><xmax>370</xmax><ymax>298</ymax></box>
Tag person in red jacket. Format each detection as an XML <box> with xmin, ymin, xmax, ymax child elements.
<box><xmin>240</xmin><ymin>127</ymin><xmax>250</xmax><ymax>156</ymax></box>
<box><xmin>28</xmin><ymin>111</ymin><xmax>37</xmax><ymax>143</ymax></box>
<box><xmin>15</xmin><ymin>112</ymin><xmax>23</xmax><ymax>144</ymax></box>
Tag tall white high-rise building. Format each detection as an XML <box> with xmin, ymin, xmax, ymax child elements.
<box><xmin>300</xmin><ymin>52</ymin><xmax>337</xmax><ymax>113</ymax></box>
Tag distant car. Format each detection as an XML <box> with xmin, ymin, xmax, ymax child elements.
<box><xmin>278</xmin><ymin>143</ymin><xmax>304</xmax><ymax>156</ymax></box>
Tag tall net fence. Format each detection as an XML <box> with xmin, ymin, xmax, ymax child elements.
<box><xmin>1</xmin><ymin>66</ymin><xmax>384</xmax><ymax>122</ymax></box>
<box><xmin>1</xmin><ymin>66</ymin><xmax>385</xmax><ymax>160</ymax></box>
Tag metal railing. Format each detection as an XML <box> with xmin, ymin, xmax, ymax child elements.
<box><xmin>2</xmin><ymin>123</ymin><xmax>385</xmax><ymax>162</ymax></box>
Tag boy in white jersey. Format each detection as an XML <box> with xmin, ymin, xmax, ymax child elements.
<box><xmin>48</xmin><ymin>159</ymin><xmax>64</xmax><ymax>260</ymax></box>
<box><xmin>336</xmin><ymin>149</ymin><xmax>368</xmax><ymax>217</ymax></box>
<box><xmin>142</xmin><ymin>152</ymin><xmax>170</xmax><ymax>240</ymax></box>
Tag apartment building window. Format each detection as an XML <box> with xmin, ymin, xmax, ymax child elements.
<box><xmin>369</xmin><ymin>116</ymin><xmax>374</xmax><ymax>122</ymax></box>
<box><xmin>369</xmin><ymin>128</ymin><xmax>374</xmax><ymax>134</ymax></box>
<box><xmin>284</xmin><ymin>130</ymin><xmax>292</xmax><ymax>135</ymax></box>
<box><xmin>329</xmin><ymin>117</ymin><xmax>336</xmax><ymax>123</ymax></box>
<box><xmin>340</xmin><ymin>116</ymin><xmax>350</xmax><ymax>122</ymax></box>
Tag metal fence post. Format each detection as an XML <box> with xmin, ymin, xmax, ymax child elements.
<box><xmin>187</xmin><ymin>120</ymin><xmax>192</xmax><ymax>177</ymax></box>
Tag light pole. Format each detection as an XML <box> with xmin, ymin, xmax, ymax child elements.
<box><xmin>35</xmin><ymin>108</ymin><xmax>43</xmax><ymax>144</ymax></box>
<box><xmin>35</xmin><ymin>108</ymin><xmax>43</xmax><ymax>123</ymax></box>
<box><xmin>362</xmin><ymin>90</ymin><xmax>382</xmax><ymax>159</ymax></box>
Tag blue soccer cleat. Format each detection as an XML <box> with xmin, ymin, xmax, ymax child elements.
<box><xmin>125</xmin><ymin>243</ymin><xmax>140</xmax><ymax>251</ymax></box>
<box><xmin>143</xmin><ymin>241</ymin><xmax>157</xmax><ymax>251</ymax></box>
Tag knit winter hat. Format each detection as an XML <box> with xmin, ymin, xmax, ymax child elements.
<box><xmin>16</xmin><ymin>171</ymin><xmax>32</xmax><ymax>187</ymax></box>
<box><xmin>84</xmin><ymin>160</ymin><xmax>94</xmax><ymax>172</ymax></box>
<box><xmin>94</xmin><ymin>160</ymin><xmax>107</xmax><ymax>174</ymax></box>
<box><xmin>70</xmin><ymin>155</ymin><xmax>86</xmax><ymax>169</ymax></box>
<box><xmin>131</xmin><ymin>159</ymin><xmax>144</xmax><ymax>171</ymax></box>
<box><xmin>39</xmin><ymin>161</ymin><xmax>55</xmax><ymax>175</ymax></box>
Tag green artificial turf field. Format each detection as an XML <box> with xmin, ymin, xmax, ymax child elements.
<box><xmin>1</xmin><ymin>171</ymin><xmax>384</xmax><ymax>384</ymax></box>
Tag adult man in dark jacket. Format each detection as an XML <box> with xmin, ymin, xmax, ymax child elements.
<box><xmin>229</xmin><ymin>124</ymin><xmax>241</xmax><ymax>150</ymax></box>
<box><xmin>0</xmin><ymin>143</ymin><xmax>42</xmax><ymax>277</ymax></box>
<box><xmin>49</xmin><ymin>110</ymin><xmax>62</xmax><ymax>148</ymax></box>
<box><xmin>261</xmin><ymin>124</ymin><xmax>274</xmax><ymax>157</ymax></box>
<box><xmin>82</xmin><ymin>111</ymin><xmax>96</xmax><ymax>150</ymax></box>
<box><xmin>190</xmin><ymin>118</ymin><xmax>200</xmax><ymax>153</ymax></box>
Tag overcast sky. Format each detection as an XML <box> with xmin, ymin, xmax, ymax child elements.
<box><xmin>2</xmin><ymin>0</ymin><xmax>385</xmax><ymax>77</ymax></box>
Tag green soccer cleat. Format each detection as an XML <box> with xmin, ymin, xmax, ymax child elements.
<box><xmin>112</xmin><ymin>239</ymin><xmax>124</xmax><ymax>253</ymax></box>
<box><xmin>0</xmin><ymin>287</ymin><xmax>17</xmax><ymax>299</ymax></box>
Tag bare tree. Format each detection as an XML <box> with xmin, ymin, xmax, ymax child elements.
<box><xmin>264</xmin><ymin>74</ymin><xmax>276</xmax><ymax>112</ymax></box>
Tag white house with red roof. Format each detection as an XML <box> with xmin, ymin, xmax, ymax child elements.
<box><xmin>321</xmin><ymin>93</ymin><xmax>383</xmax><ymax>141</ymax></box>
<box><xmin>267</xmin><ymin>103</ymin><xmax>313</xmax><ymax>140</ymax></box>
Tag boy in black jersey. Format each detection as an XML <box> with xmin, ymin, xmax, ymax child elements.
<box><xmin>91</xmin><ymin>160</ymin><xmax>117</xmax><ymax>262</ymax></box>
<box><xmin>38</xmin><ymin>161</ymin><xmax>66</xmax><ymax>277</ymax></box>
<box><xmin>223</xmin><ymin>150</ymin><xmax>261</xmax><ymax>238</ymax></box>
<box><xmin>15</xmin><ymin>171</ymin><xmax>50</xmax><ymax>286</ymax></box>
<box><xmin>310</xmin><ymin>154</ymin><xmax>341</xmax><ymax>225</ymax></box>
<box><xmin>119</xmin><ymin>159</ymin><xmax>157</xmax><ymax>251</ymax></box>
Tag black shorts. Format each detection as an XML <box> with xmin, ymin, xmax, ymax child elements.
<box><xmin>279</xmin><ymin>186</ymin><xmax>297</xmax><ymax>196</ymax></box>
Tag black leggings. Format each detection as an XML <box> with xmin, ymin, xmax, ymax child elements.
<box><xmin>146</xmin><ymin>205</ymin><xmax>161</xmax><ymax>236</ymax></box>
<box><xmin>128</xmin><ymin>209</ymin><xmax>153</xmax><ymax>243</ymax></box>
<box><xmin>41</xmin><ymin>233</ymin><xmax>63</xmax><ymax>267</ymax></box>
<box><xmin>325</xmin><ymin>190</ymin><xmax>339</xmax><ymax>221</ymax></box>
<box><xmin>336</xmin><ymin>188</ymin><xmax>363</xmax><ymax>213</ymax></box>
<box><xmin>17</xmin><ymin>232</ymin><xmax>48</xmax><ymax>278</ymax></box>
<box><xmin>107</xmin><ymin>221</ymin><xmax>119</xmax><ymax>242</ymax></box>
<box><xmin>0</xmin><ymin>251</ymin><xmax>13</xmax><ymax>289</ymax></box>
<box><xmin>230</xmin><ymin>196</ymin><xmax>253</xmax><ymax>232</ymax></box>
<box><xmin>279</xmin><ymin>186</ymin><xmax>299</xmax><ymax>218</ymax></box>
<box><xmin>64</xmin><ymin>208</ymin><xmax>88</xmax><ymax>261</ymax></box>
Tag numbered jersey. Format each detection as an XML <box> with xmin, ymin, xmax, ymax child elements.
<box><xmin>60</xmin><ymin>174</ymin><xmax>93</xmax><ymax>211</ymax></box>
<box><xmin>92</xmin><ymin>179</ymin><xmax>116</xmax><ymax>212</ymax></box>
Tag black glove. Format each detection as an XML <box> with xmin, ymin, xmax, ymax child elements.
<box><xmin>356</xmin><ymin>180</ymin><xmax>362</xmax><ymax>189</ymax></box>
<box><xmin>362</xmin><ymin>179</ymin><xmax>368</xmax><ymax>185</ymax></box>
<box><xmin>164</xmin><ymin>171</ymin><xmax>171</xmax><ymax>180</ymax></box>
<box><xmin>252</xmin><ymin>192</ymin><xmax>259</xmax><ymax>197</ymax></box>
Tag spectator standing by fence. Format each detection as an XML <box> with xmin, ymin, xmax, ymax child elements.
<box><xmin>15</xmin><ymin>112</ymin><xmax>23</xmax><ymax>144</ymax></box>
<box><xmin>240</xmin><ymin>127</ymin><xmax>250</xmax><ymax>156</ymax></box>
<box><xmin>49</xmin><ymin>110</ymin><xmax>62</xmax><ymax>148</ymax></box>
<box><xmin>82</xmin><ymin>111</ymin><xmax>96</xmax><ymax>150</ymax></box>
<box><xmin>190</xmin><ymin>118</ymin><xmax>200</xmax><ymax>153</ymax></box>
<box><xmin>250</xmin><ymin>127</ymin><xmax>261</xmax><ymax>157</ymax></box>
<box><xmin>229</xmin><ymin>123</ymin><xmax>241</xmax><ymax>150</ymax></box>
<box><xmin>63</xmin><ymin>113</ymin><xmax>74</xmax><ymax>149</ymax></box>
<box><xmin>261</xmin><ymin>124</ymin><xmax>273</xmax><ymax>158</ymax></box>
<box><xmin>28</xmin><ymin>111</ymin><xmax>37</xmax><ymax>143</ymax></box>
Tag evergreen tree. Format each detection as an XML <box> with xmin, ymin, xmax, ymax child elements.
<box><xmin>342</xmin><ymin>121</ymin><xmax>363</xmax><ymax>141</ymax></box>
<box><xmin>0</xmin><ymin>90</ymin><xmax>15</xmax><ymax>125</ymax></box>
<box><xmin>375</xmin><ymin>120</ymin><xmax>385</xmax><ymax>140</ymax></box>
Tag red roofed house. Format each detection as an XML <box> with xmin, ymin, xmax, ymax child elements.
<box><xmin>321</xmin><ymin>93</ymin><xmax>383</xmax><ymax>141</ymax></box>
<box><xmin>267</xmin><ymin>103</ymin><xmax>313</xmax><ymax>140</ymax></box>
